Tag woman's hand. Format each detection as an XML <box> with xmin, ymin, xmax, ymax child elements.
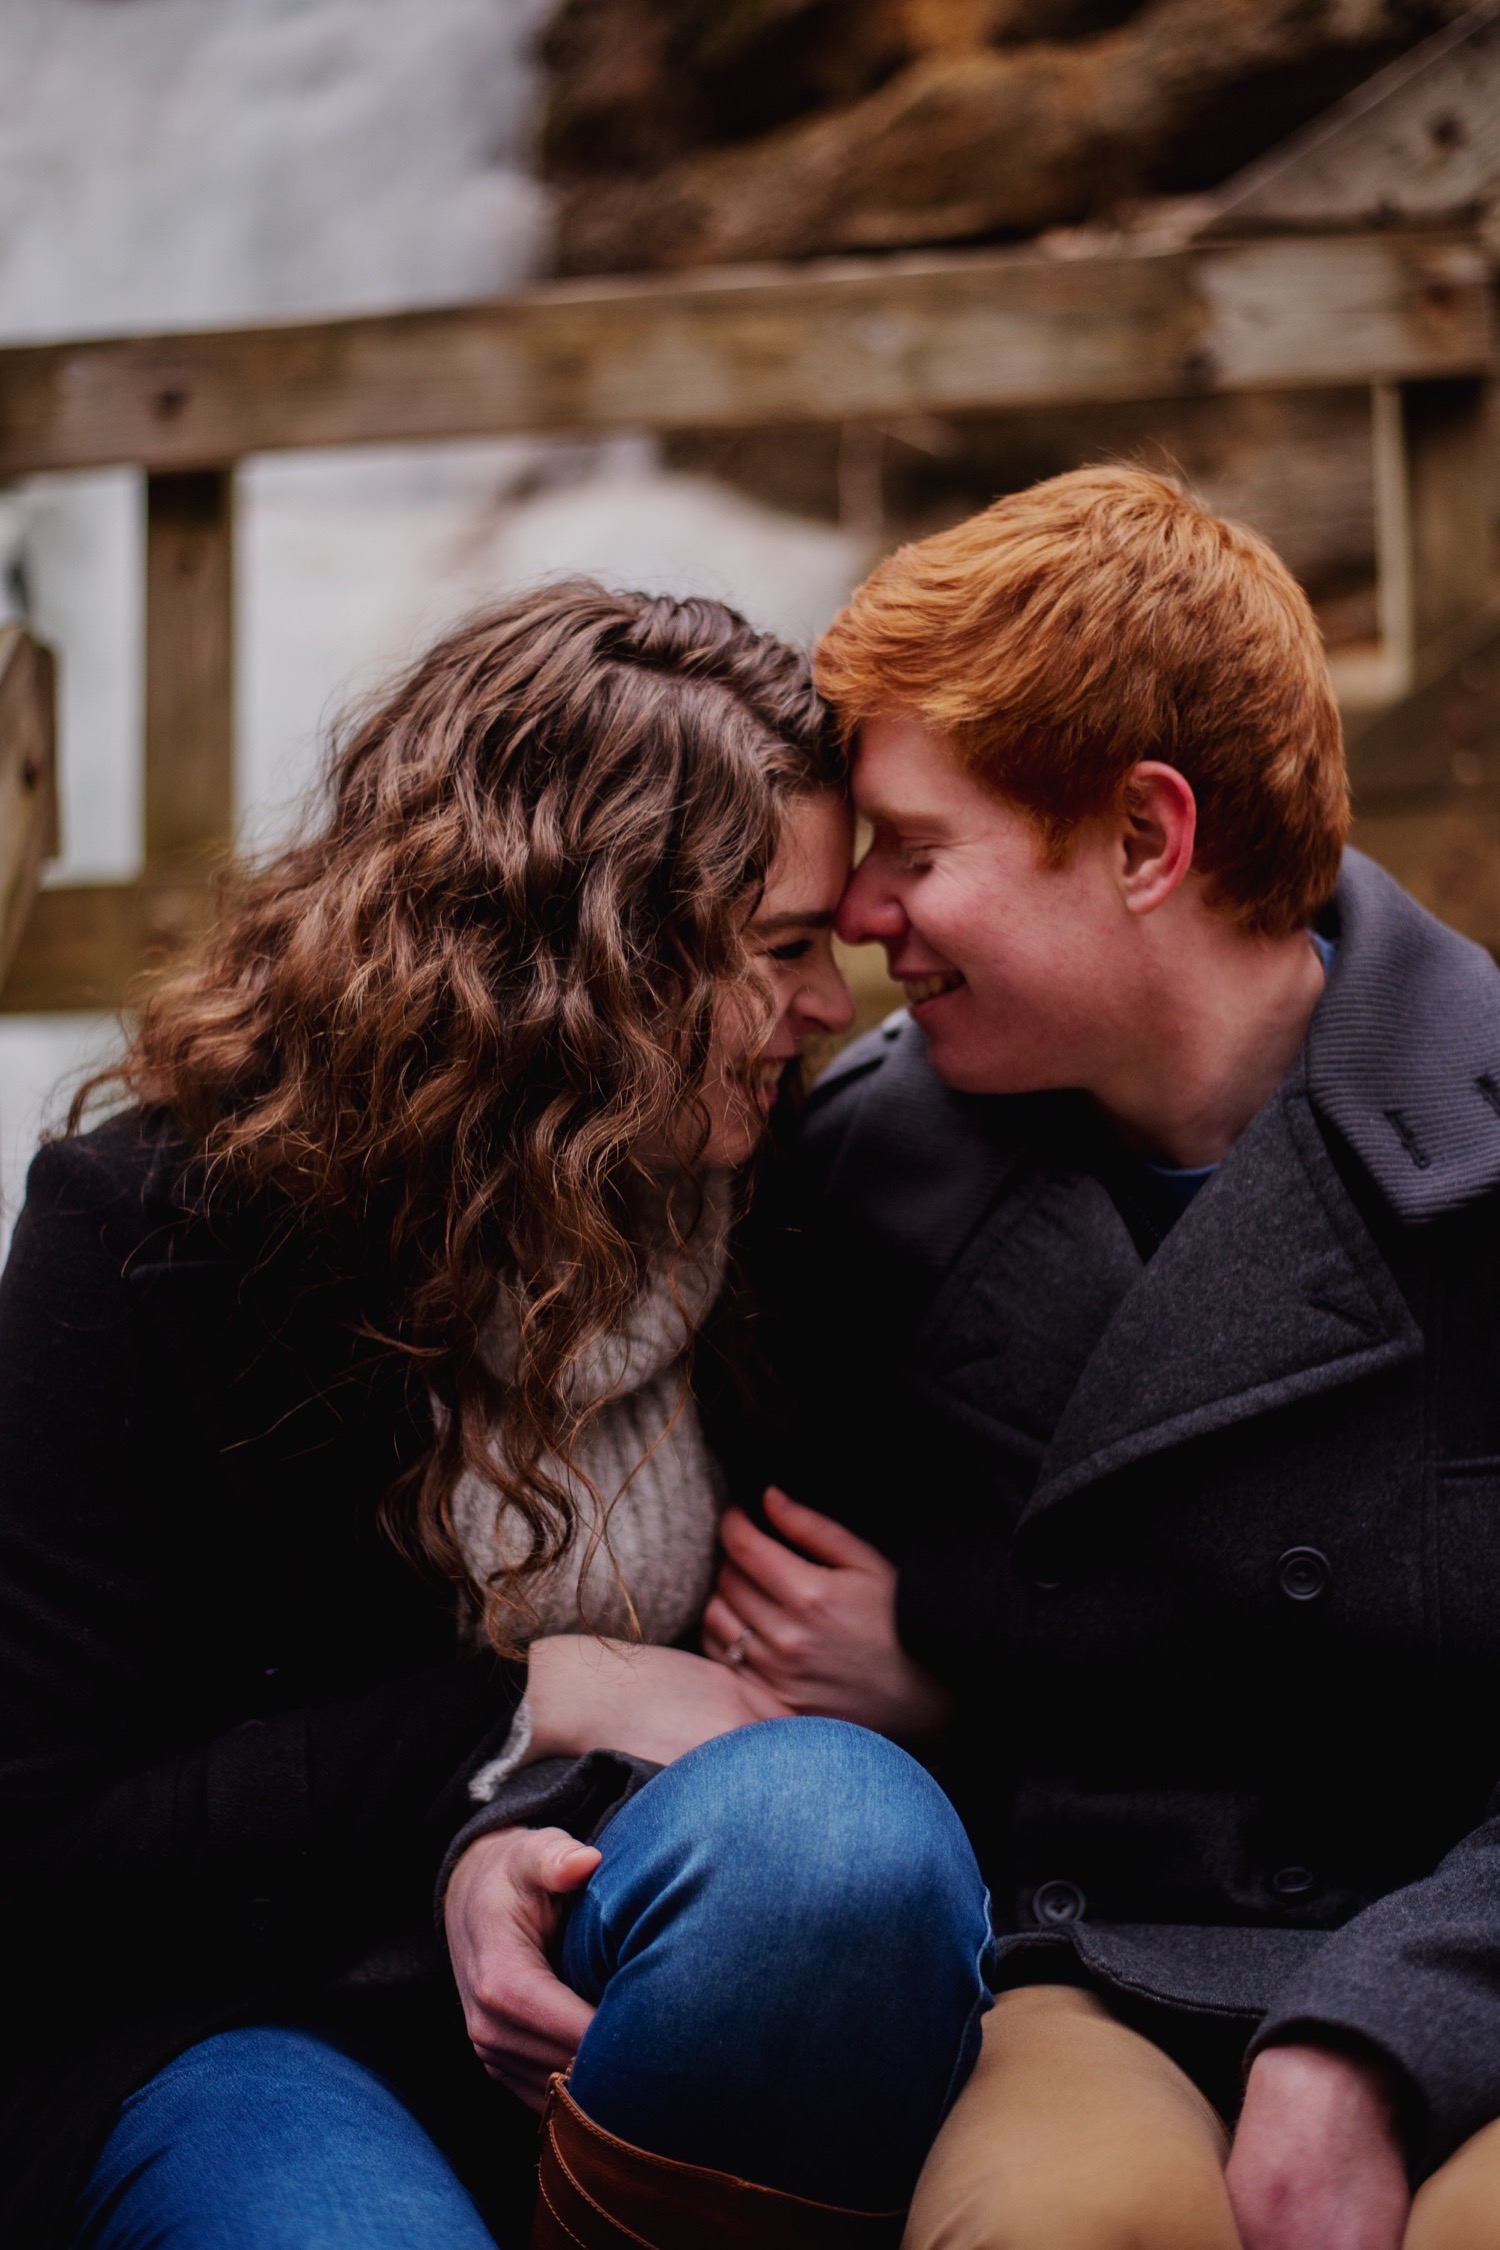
<box><xmin>702</xmin><ymin>1486</ymin><xmax>954</xmax><ymax>1745</ymax></box>
<box><xmin>526</xmin><ymin>1634</ymin><xmax>790</xmax><ymax>1768</ymax></box>
<box><xmin>444</xmin><ymin>1825</ymin><xmax>600</xmax><ymax>2108</ymax></box>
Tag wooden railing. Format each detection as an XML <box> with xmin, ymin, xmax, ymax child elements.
<box><xmin>0</xmin><ymin>626</ymin><xmax>57</xmax><ymax>994</ymax></box>
<box><xmin>0</xmin><ymin>223</ymin><xmax>1494</xmax><ymax>1010</ymax></box>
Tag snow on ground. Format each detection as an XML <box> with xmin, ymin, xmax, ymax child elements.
<box><xmin>0</xmin><ymin>0</ymin><xmax>866</xmax><ymax>1233</ymax></box>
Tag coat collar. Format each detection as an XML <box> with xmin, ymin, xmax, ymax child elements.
<box><xmin>822</xmin><ymin>1013</ymin><xmax>1028</xmax><ymax>1285</ymax></box>
<box><xmin>1017</xmin><ymin>849</ymin><xmax>1500</xmax><ymax>1516</ymax></box>
<box><xmin>1019</xmin><ymin>1067</ymin><xmax>1422</xmax><ymax>1524</ymax></box>
<box><xmin>1307</xmin><ymin>849</ymin><xmax>1500</xmax><ymax>1222</ymax></box>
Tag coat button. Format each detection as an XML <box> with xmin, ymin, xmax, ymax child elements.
<box><xmin>1271</xmin><ymin>1865</ymin><xmax>1316</xmax><ymax>1898</ymax></box>
<box><xmin>1032</xmin><ymin>1879</ymin><xmax>1087</xmax><ymax>1926</ymax></box>
<box><xmin>245</xmin><ymin>1896</ymin><xmax>278</xmax><ymax>1942</ymax></box>
<box><xmin>1020</xmin><ymin>1542</ymin><xmax>1067</xmax><ymax>1593</ymax></box>
<box><xmin>1276</xmin><ymin>1547</ymin><xmax>1331</xmax><ymax>1602</ymax></box>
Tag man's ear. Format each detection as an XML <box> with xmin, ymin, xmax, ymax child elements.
<box><xmin>1118</xmin><ymin>761</ymin><xmax>1196</xmax><ymax>916</ymax></box>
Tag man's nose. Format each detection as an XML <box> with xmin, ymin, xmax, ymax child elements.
<box><xmin>837</xmin><ymin>859</ymin><xmax>907</xmax><ymax>951</ymax></box>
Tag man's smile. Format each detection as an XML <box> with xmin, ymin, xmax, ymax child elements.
<box><xmin>902</xmin><ymin>971</ymin><xmax>965</xmax><ymax>1008</ymax></box>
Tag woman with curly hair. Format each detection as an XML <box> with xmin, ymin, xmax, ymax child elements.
<box><xmin>0</xmin><ymin>584</ymin><xmax>992</xmax><ymax>2250</ymax></box>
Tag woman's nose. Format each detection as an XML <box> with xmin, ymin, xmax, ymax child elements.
<box><xmin>798</xmin><ymin>959</ymin><xmax>856</xmax><ymax>1038</ymax></box>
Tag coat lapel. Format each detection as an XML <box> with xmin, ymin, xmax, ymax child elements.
<box><xmin>911</xmin><ymin>1141</ymin><xmax>1143</xmax><ymax>1472</ymax></box>
<box><xmin>824</xmin><ymin>1015</ymin><xmax>1028</xmax><ymax>1284</ymax></box>
<box><xmin>1020</xmin><ymin>1064</ymin><xmax>1423</xmax><ymax>1525</ymax></box>
<box><xmin>824</xmin><ymin>1024</ymin><xmax>1145</xmax><ymax>1476</ymax></box>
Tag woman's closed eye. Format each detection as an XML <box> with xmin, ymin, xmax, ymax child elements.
<box><xmin>764</xmin><ymin>937</ymin><xmax>815</xmax><ymax>963</ymax></box>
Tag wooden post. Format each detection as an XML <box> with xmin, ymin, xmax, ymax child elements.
<box><xmin>0</xmin><ymin>626</ymin><xmax>58</xmax><ymax>990</ymax></box>
<box><xmin>1372</xmin><ymin>377</ymin><xmax>1491</xmax><ymax>694</ymax></box>
<box><xmin>144</xmin><ymin>467</ymin><xmax>234</xmax><ymax>869</ymax></box>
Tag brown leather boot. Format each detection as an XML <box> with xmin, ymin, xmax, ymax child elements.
<box><xmin>530</xmin><ymin>2074</ymin><xmax>908</xmax><ymax>2250</ymax></box>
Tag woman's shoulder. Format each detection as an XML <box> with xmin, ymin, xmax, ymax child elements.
<box><xmin>2</xmin><ymin>1110</ymin><xmax>218</xmax><ymax>1344</ymax></box>
<box><xmin>23</xmin><ymin>1105</ymin><xmax>200</xmax><ymax>1228</ymax></box>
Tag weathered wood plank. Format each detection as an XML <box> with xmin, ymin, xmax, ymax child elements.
<box><xmin>1348</xmin><ymin>603</ymin><xmax>1500</xmax><ymax>800</ymax></box>
<box><xmin>0</xmin><ymin>875</ymin><xmax>214</xmax><ymax>1014</ymax></box>
<box><xmin>1373</xmin><ymin>375</ymin><xmax>1494</xmax><ymax>690</ymax></box>
<box><xmin>0</xmin><ymin>233</ymin><xmax>1490</xmax><ymax>478</ymax></box>
<box><xmin>1207</xmin><ymin>1</ymin><xmax>1500</xmax><ymax>234</ymax></box>
<box><xmin>1401</xmin><ymin>377</ymin><xmax>1493</xmax><ymax>656</ymax></box>
<box><xmin>1346</xmin><ymin>601</ymin><xmax>1500</xmax><ymax>955</ymax></box>
<box><xmin>145</xmin><ymin>469</ymin><xmax>234</xmax><ymax>866</ymax></box>
<box><xmin>1352</xmin><ymin>799</ymin><xmax>1500</xmax><ymax>956</ymax></box>
<box><xmin>0</xmin><ymin>627</ymin><xmax>58</xmax><ymax>992</ymax></box>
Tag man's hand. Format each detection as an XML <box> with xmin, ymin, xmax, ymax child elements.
<box><xmin>1226</xmin><ymin>2044</ymin><xmax>1411</xmax><ymax>2250</ymax></box>
<box><xmin>526</xmin><ymin>1634</ymin><xmax>789</xmax><ymax>1767</ymax></box>
<box><xmin>443</xmin><ymin>1824</ymin><xmax>600</xmax><ymax>2108</ymax></box>
<box><xmin>702</xmin><ymin>1485</ymin><xmax>953</xmax><ymax>1745</ymax></box>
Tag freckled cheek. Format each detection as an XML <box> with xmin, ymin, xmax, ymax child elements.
<box><xmin>906</xmin><ymin>884</ymin><xmax>968</xmax><ymax>960</ymax></box>
<box><xmin>926</xmin><ymin>894</ymin><xmax>1005</xmax><ymax>983</ymax></box>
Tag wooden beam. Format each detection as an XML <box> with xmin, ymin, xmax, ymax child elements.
<box><xmin>1206</xmin><ymin>1</ymin><xmax>1500</xmax><ymax>235</ymax></box>
<box><xmin>1347</xmin><ymin>605</ymin><xmax>1500</xmax><ymax>956</ymax></box>
<box><xmin>0</xmin><ymin>627</ymin><xmax>58</xmax><ymax>992</ymax></box>
<box><xmin>0</xmin><ymin>875</ymin><xmax>215</xmax><ymax>1014</ymax></box>
<box><xmin>0</xmin><ymin>478</ymin><xmax>234</xmax><ymax>1015</ymax></box>
<box><xmin>1348</xmin><ymin>604</ymin><xmax>1500</xmax><ymax>800</ymax></box>
<box><xmin>145</xmin><ymin>468</ymin><xmax>234</xmax><ymax>867</ymax></box>
<box><xmin>1373</xmin><ymin>375</ymin><xmax>1492</xmax><ymax>691</ymax></box>
<box><xmin>1401</xmin><ymin>377</ymin><xmax>1493</xmax><ymax>654</ymax></box>
<box><xmin>1353</xmin><ymin>797</ymin><xmax>1500</xmax><ymax>957</ymax></box>
<box><xmin>0</xmin><ymin>232</ymin><xmax>1490</xmax><ymax>478</ymax></box>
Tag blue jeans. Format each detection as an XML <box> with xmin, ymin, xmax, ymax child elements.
<box><xmin>76</xmin><ymin>1719</ymin><xmax>994</xmax><ymax>2247</ymax></box>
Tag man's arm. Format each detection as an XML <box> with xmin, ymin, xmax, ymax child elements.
<box><xmin>1239</xmin><ymin>1810</ymin><xmax>1500</xmax><ymax>2196</ymax></box>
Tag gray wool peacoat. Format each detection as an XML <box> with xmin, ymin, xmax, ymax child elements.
<box><xmin>762</xmin><ymin>847</ymin><xmax>1500</xmax><ymax>2173</ymax></box>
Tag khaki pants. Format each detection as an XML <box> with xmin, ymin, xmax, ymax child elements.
<box><xmin>903</xmin><ymin>1985</ymin><xmax>1500</xmax><ymax>2250</ymax></box>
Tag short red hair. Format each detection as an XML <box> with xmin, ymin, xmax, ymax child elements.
<box><xmin>816</xmin><ymin>466</ymin><xmax>1348</xmax><ymax>939</ymax></box>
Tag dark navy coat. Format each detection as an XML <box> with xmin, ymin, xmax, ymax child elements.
<box><xmin>772</xmin><ymin>849</ymin><xmax>1500</xmax><ymax>2168</ymax></box>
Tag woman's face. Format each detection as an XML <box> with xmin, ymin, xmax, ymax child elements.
<box><xmin>703</xmin><ymin>790</ymin><xmax>857</xmax><ymax>1167</ymax></box>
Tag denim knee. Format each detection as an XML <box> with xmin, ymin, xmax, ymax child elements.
<box><xmin>666</xmin><ymin>1715</ymin><xmax>982</xmax><ymax>1932</ymax></box>
<box><xmin>74</xmin><ymin>2026</ymin><xmax>498</xmax><ymax>2250</ymax></box>
<box><xmin>620</xmin><ymin>1710</ymin><xmax>976</xmax><ymax>1908</ymax></box>
<box><xmin>562</xmin><ymin>1718</ymin><xmax>995</xmax><ymax>2206</ymax></box>
<box><xmin>566</xmin><ymin>1717</ymin><xmax>990</xmax><ymax>1986</ymax></box>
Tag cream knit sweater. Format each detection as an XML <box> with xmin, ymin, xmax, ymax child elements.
<box><xmin>453</xmin><ymin>1174</ymin><xmax>733</xmax><ymax>1800</ymax></box>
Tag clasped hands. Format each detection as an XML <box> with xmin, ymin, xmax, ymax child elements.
<box><xmin>447</xmin><ymin>1485</ymin><xmax>946</xmax><ymax>2104</ymax></box>
<box><xmin>445</xmin><ymin>1496</ymin><xmax>1414</xmax><ymax>2250</ymax></box>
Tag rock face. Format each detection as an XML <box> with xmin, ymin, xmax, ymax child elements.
<box><xmin>543</xmin><ymin>0</ymin><xmax>1466</xmax><ymax>272</ymax></box>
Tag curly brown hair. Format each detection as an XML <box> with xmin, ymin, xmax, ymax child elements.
<box><xmin>74</xmin><ymin>582</ymin><xmax>844</xmax><ymax>1646</ymax></box>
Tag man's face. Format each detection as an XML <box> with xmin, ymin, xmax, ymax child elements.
<box><xmin>838</xmin><ymin>711</ymin><xmax>1129</xmax><ymax>1096</ymax></box>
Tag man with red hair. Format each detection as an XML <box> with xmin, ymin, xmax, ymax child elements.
<box><xmin>714</xmin><ymin>467</ymin><xmax>1500</xmax><ymax>2247</ymax></box>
